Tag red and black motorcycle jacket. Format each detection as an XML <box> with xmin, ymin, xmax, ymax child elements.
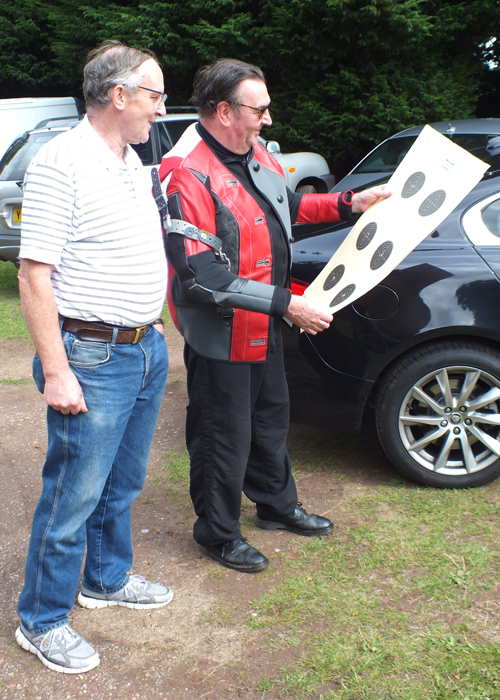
<box><xmin>159</xmin><ymin>122</ymin><xmax>353</xmax><ymax>362</ymax></box>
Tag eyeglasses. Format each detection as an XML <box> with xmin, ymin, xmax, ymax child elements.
<box><xmin>234</xmin><ymin>102</ymin><xmax>271</xmax><ymax>118</ymax></box>
<box><xmin>136</xmin><ymin>85</ymin><xmax>168</xmax><ymax>104</ymax></box>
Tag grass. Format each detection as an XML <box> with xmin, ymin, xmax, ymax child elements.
<box><xmin>248</xmin><ymin>475</ymin><xmax>500</xmax><ymax>699</ymax></box>
<box><xmin>149</xmin><ymin>431</ymin><xmax>500</xmax><ymax>698</ymax></box>
<box><xmin>147</xmin><ymin>449</ymin><xmax>192</xmax><ymax>507</ymax></box>
<box><xmin>151</xmin><ymin>450</ymin><xmax>190</xmax><ymax>486</ymax></box>
<box><xmin>0</xmin><ymin>377</ymin><xmax>31</xmax><ymax>385</ymax></box>
<box><xmin>0</xmin><ymin>261</ymin><xmax>29</xmax><ymax>340</ymax></box>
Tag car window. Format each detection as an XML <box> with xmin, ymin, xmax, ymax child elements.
<box><xmin>131</xmin><ymin>138</ymin><xmax>154</xmax><ymax>166</ymax></box>
<box><xmin>481</xmin><ymin>197</ymin><xmax>500</xmax><ymax>237</ymax></box>
<box><xmin>157</xmin><ymin>123</ymin><xmax>175</xmax><ymax>154</ymax></box>
<box><xmin>0</xmin><ymin>132</ymin><xmax>58</xmax><ymax>181</ymax></box>
<box><xmin>157</xmin><ymin>118</ymin><xmax>197</xmax><ymax>156</ymax></box>
<box><xmin>452</xmin><ymin>134</ymin><xmax>500</xmax><ymax>173</ymax></box>
<box><xmin>352</xmin><ymin>136</ymin><xmax>418</xmax><ymax>174</ymax></box>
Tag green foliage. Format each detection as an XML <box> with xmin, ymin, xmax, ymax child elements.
<box><xmin>0</xmin><ymin>1</ymin><xmax>56</xmax><ymax>94</ymax></box>
<box><xmin>0</xmin><ymin>0</ymin><xmax>498</xmax><ymax>173</ymax></box>
<box><xmin>0</xmin><ymin>262</ymin><xmax>30</xmax><ymax>340</ymax></box>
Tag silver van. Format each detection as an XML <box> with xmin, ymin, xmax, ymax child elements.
<box><xmin>0</xmin><ymin>117</ymin><xmax>83</xmax><ymax>265</ymax></box>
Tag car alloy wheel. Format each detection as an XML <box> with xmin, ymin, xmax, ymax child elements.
<box><xmin>375</xmin><ymin>340</ymin><xmax>500</xmax><ymax>487</ymax></box>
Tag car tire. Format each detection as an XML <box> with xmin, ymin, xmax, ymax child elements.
<box><xmin>375</xmin><ymin>340</ymin><xmax>500</xmax><ymax>488</ymax></box>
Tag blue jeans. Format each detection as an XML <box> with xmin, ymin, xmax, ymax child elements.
<box><xmin>18</xmin><ymin>326</ymin><xmax>168</xmax><ymax>634</ymax></box>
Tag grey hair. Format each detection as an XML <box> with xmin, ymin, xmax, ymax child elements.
<box><xmin>83</xmin><ymin>40</ymin><xmax>158</xmax><ymax>109</ymax></box>
<box><xmin>190</xmin><ymin>58</ymin><xmax>266</xmax><ymax>118</ymax></box>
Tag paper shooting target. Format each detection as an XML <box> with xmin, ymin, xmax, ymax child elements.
<box><xmin>303</xmin><ymin>125</ymin><xmax>489</xmax><ymax>314</ymax></box>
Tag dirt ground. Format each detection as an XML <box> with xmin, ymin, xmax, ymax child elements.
<box><xmin>0</xmin><ymin>325</ymin><xmax>394</xmax><ymax>700</ymax></box>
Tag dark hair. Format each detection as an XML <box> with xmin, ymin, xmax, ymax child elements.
<box><xmin>190</xmin><ymin>58</ymin><xmax>265</xmax><ymax>118</ymax></box>
<box><xmin>83</xmin><ymin>40</ymin><xmax>158</xmax><ymax>109</ymax></box>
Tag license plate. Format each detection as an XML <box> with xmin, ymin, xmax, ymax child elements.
<box><xmin>13</xmin><ymin>208</ymin><xmax>21</xmax><ymax>223</ymax></box>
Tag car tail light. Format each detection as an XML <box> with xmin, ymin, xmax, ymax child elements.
<box><xmin>291</xmin><ymin>278</ymin><xmax>309</xmax><ymax>296</ymax></box>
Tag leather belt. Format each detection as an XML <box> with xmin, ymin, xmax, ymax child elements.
<box><xmin>61</xmin><ymin>318</ymin><xmax>149</xmax><ymax>344</ymax></box>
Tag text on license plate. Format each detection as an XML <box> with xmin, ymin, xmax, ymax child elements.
<box><xmin>13</xmin><ymin>208</ymin><xmax>22</xmax><ymax>223</ymax></box>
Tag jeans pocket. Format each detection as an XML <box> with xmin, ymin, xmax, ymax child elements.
<box><xmin>67</xmin><ymin>338</ymin><xmax>110</xmax><ymax>367</ymax></box>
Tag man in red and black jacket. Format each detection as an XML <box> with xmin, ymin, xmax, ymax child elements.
<box><xmin>160</xmin><ymin>58</ymin><xmax>390</xmax><ymax>573</ymax></box>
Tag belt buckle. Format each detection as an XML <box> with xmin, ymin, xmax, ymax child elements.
<box><xmin>132</xmin><ymin>325</ymin><xmax>147</xmax><ymax>344</ymax></box>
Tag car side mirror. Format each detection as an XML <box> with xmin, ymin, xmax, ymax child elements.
<box><xmin>266</xmin><ymin>140</ymin><xmax>281</xmax><ymax>155</ymax></box>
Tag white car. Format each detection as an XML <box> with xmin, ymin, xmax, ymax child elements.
<box><xmin>257</xmin><ymin>136</ymin><xmax>335</xmax><ymax>193</ymax></box>
<box><xmin>138</xmin><ymin>109</ymin><xmax>335</xmax><ymax>193</ymax></box>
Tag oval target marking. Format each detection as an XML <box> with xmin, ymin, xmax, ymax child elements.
<box><xmin>370</xmin><ymin>241</ymin><xmax>393</xmax><ymax>270</ymax></box>
<box><xmin>419</xmin><ymin>190</ymin><xmax>446</xmax><ymax>216</ymax></box>
<box><xmin>356</xmin><ymin>222</ymin><xmax>377</xmax><ymax>250</ymax></box>
<box><xmin>402</xmin><ymin>171</ymin><xmax>425</xmax><ymax>198</ymax></box>
<box><xmin>323</xmin><ymin>264</ymin><xmax>345</xmax><ymax>291</ymax></box>
<box><xmin>329</xmin><ymin>284</ymin><xmax>356</xmax><ymax>307</ymax></box>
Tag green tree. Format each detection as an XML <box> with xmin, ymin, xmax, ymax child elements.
<box><xmin>140</xmin><ymin>0</ymin><xmax>500</xmax><ymax>172</ymax></box>
<box><xmin>0</xmin><ymin>0</ymin><xmax>62</xmax><ymax>94</ymax></box>
<box><xmin>1</xmin><ymin>0</ymin><xmax>498</xmax><ymax>173</ymax></box>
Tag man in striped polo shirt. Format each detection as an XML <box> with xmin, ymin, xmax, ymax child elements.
<box><xmin>15</xmin><ymin>41</ymin><xmax>172</xmax><ymax>674</ymax></box>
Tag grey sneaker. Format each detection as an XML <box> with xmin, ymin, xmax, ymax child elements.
<box><xmin>77</xmin><ymin>574</ymin><xmax>173</xmax><ymax>610</ymax></box>
<box><xmin>15</xmin><ymin>623</ymin><xmax>99</xmax><ymax>674</ymax></box>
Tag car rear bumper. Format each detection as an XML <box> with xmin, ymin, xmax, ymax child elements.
<box><xmin>0</xmin><ymin>244</ymin><xmax>20</xmax><ymax>265</ymax></box>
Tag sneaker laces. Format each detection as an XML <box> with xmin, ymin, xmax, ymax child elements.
<box><xmin>36</xmin><ymin>625</ymin><xmax>79</xmax><ymax>654</ymax></box>
<box><xmin>121</xmin><ymin>574</ymin><xmax>150</xmax><ymax>600</ymax></box>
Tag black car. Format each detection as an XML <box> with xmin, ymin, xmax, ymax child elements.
<box><xmin>285</xmin><ymin>172</ymin><xmax>500</xmax><ymax>488</ymax></box>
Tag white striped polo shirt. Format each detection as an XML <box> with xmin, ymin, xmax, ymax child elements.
<box><xmin>20</xmin><ymin>116</ymin><xmax>167</xmax><ymax>327</ymax></box>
